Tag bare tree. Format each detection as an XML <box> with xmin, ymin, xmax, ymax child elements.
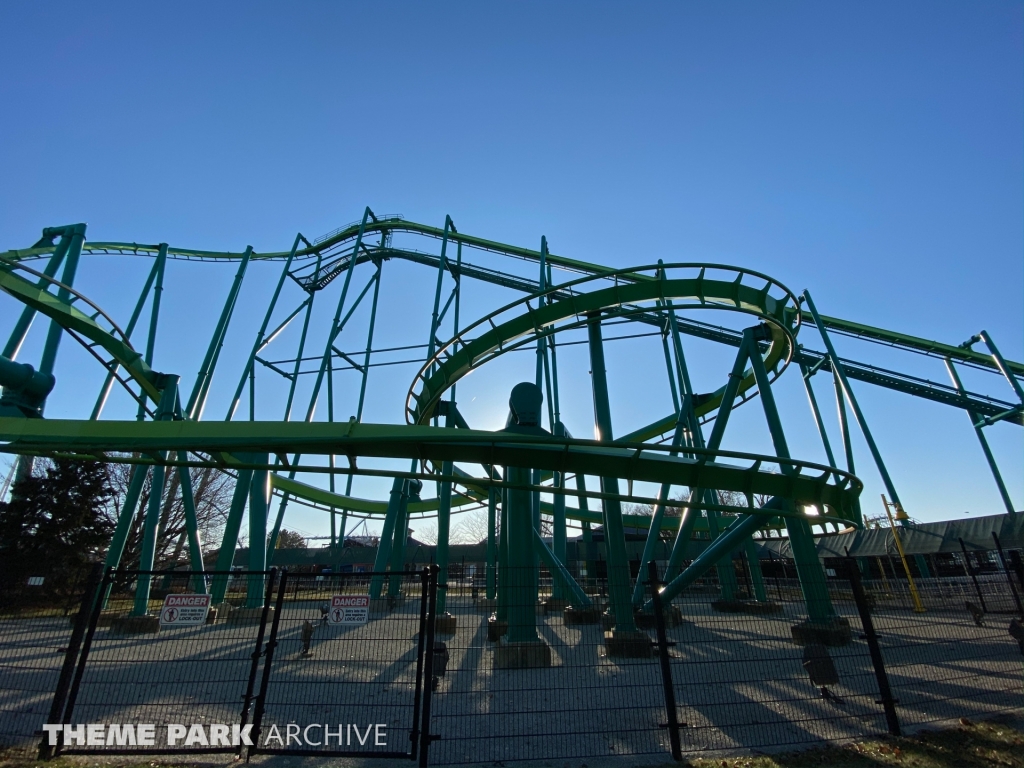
<box><xmin>418</xmin><ymin>523</ymin><xmax>438</xmax><ymax>546</ymax></box>
<box><xmin>451</xmin><ymin>509</ymin><xmax>489</xmax><ymax>544</ymax></box>
<box><xmin>103</xmin><ymin>459</ymin><xmax>234</xmax><ymax>569</ymax></box>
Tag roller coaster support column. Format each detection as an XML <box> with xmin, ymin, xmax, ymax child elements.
<box><xmin>495</xmin><ymin>464</ymin><xmax>552</xmax><ymax>667</ymax></box>
<box><xmin>798</xmin><ymin>353</ymin><xmax>839</xmax><ymax>470</ymax></box>
<box><xmin>227</xmin><ymin>234</ymin><xmax>301</xmax><ymax>421</ymax></box>
<box><xmin>266</xmin><ymin>249</ymin><xmax>323</xmax><ymax>555</ymax></box>
<box><xmin>743</xmin><ymin>538</ymin><xmax>768</xmax><ymax>602</ymax></box>
<box><xmin>973</xmin><ymin>331</ymin><xmax>1024</xmax><ymax>406</ymax></box>
<box><xmin>497</xmin><ymin>486</ymin><xmax>510</xmax><ymax>623</ymax></box>
<box><xmin>486</xmin><ymin>485</ymin><xmax>497</xmax><ymax>600</ymax></box>
<box><xmin>131</xmin><ymin>376</ymin><xmax>180</xmax><ymax>616</ymax></box>
<box><xmin>646</xmin><ymin>513</ymin><xmax>763</xmax><ymax>611</ymax></box>
<box><xmin>505</xmin><ymin>466</ymin><xmax>540</xmax><ymax>642</ymax></box>
<box><xmin>550</xmin><ymin>424</ymin><xmax>568</xmax><ymax>604</ymax></box>
<box><xmin>586</xmin><ymin>313</ymin><xmax>639</xmax><ymax>636</ymax></box>
<box><xmin>99</xmin><ymin>270</ymin><xmax>170</xmax><ymax>593</ymax></box>
<box><xmin>665</xmin><ymin>329</ymin><xmax>748</xmax><ymax>584</ymax></box>
<box><xmin>632</xmin><ymin>416</ymin><xmax>687</xmax><ymax>606</ymax></box>
<box><xmin>436</xmin><ymin>453</ymin><xmax>455</xmax><ymax>618</ymax></box>
<box><xmin>341</xmin><ymin>261</ymin><xmax>384</xmax><ymax>541</ymax></box>
<box><xmin>370</xmin><ymin>478</ymin><xmax>407</xmax><ymax>600</ymax></box>
<box><xmin>1</xmin><ymin>229</ymin><xmax>70</xmax><ymax>362</ymax></box>
<box><xmin>176</xmin><ymin>462</ymin><xmax>206</xmax><ymax>593</ymax></box>
<box><xmin>102</xmin><ymin>465</ymin><xmax>147</xmax><ymax>594</ymax></box>
<box><xmin>91</xmin><ymin>245</ymin><xmax>165</xmax><ymax>419</ymax></box>
<box><xmin>945</xmin><ymin>359</ymin><xmax>1015</xmax><ymax>514</ymax></box>
<box><xmin>8</xmin><ymin>225</ymin><xmax>86</xmax><ymax>476</ymax></box>
<box><xmin>746</xmin><ymin>325</ymin><xmax>841</xmax><ymax>630</ymax></box>
<box><xmin>187</xmin><ymin>246</ymin><xmax>252</xmax><ymax>420</ymax></box>
<box><xmin>37</xmin><ymin>225</ymin><xmax>85</xmax><ymax>390</ymax></box>
<box><xmin>662</xmin><ymin>295</ymin><xmax>752</xmax><ymax>598</ymax></box>
<box><xmin>211</xmin><ymin>465</ymin><xmax>255</xmax><ymax>605</ymax></box>
<box><xmin>389</xmin><ymin>478</ymin><xmax>422</xmax><ymax>599</ymax></box>
<box><xmin>803</xmin><ymin>291</ymin><xmax>929</xmax><ymax>579</ymax></box>
<box><xmin>247</xmin><ymin>456</ymin><xmax>271</xmax><ymax>608</ymax></box>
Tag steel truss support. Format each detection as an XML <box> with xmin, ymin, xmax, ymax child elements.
<box><xmin>247</xmin><ymin>456</ymin><xmax>271</xmax><ymax>608</ymax></box>
<box><xmin>131</xmin><ymin>376</ymin><xmax>182</xmax><ymax>615</ymax></box>
<box><xmin>746</xmin><ymin>326</ymin><xmax>837</xmax><ymax>622</ymax></box>
<box><xmin>187</xmin><ymin>246</ymin><xmax>252</xmax><ymax>420</ymax></box>
<box><xmin>486</xmin><ymin>485</ymin><xmax>497</xmax><ymax>600</ymax></box>
<box><xmin>370</xmin><ymin>478</ymin><xmax>408</xmax><ymax>600</ymax></box>
<box><xmin>586</xmin><ymin>311</ymin><xmax>638</xmax><ymax>633</ymax></box>
<box><xmin>803</xmin><ymin>290</ymin><xmax>930</xmax><ymax>578</ymax></box>
<box><xmin>211</xmin><ymin>465</ymin><xmax>255</xmax><ymax>605</ymax></box>
<box><xmin>505</xmin><ymin>465</ymin><xmax>542</xmax><ymax>643</ymax></box>
<box><xmin>945</xmin><ymin>358</ymin><xmax>1015</xmax><ymax>514</ymax></box>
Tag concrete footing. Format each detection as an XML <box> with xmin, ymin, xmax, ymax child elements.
<box><xmin>487</xmin><ymin>614</ymin><xmax>508</xmax><ymax>641</ymax></box>
<box><xmin>475</xmin><ymin>598</ymin><xmax>497</xmax><ymax>614</ymax></box>
<box><xmin>494</xmin><ymin>640</ymin><xmax>552</xmax><ymax>669</ymax></box>
<box><xmin>370</xmin><ymin>596</ymin><xmax>405</xmax><ymax>614</ymax></box>
<box><xmin>110</xmin><ymin>614</ymin><xmax>160</xmax><ymax>634</ymax></box>
<box><xmin>603</xmin><ymin>630</ymin><xmax>653</xmax><ymax>658</ymax></box>
<box><xmin>712</xmin><ymin>599</ymin><xmax>783</xmax><ymax>615</ymax></box>
<box><xmin>435</xmin><ymin>612</ymin><xmax>457</xmax><ymax>635</ymax></box>
<box><xmin>562</xmin><ymin>605</ymin><xmax>601</xmax><ymax>625</ymax></box>
<box><xmin>211</xmin><ymin>602</ymin><xmax>232</xmax><ymax>624</ymax></box>
<box><xmin>227</xmin><ymin>606</ymin><xmax>273</xmax><ymax>626</ymax></box>
<box><xmin>542</xmin><ymin>598</ymin><xmax>570</xmax><ymax>614</ymax></box>
<box><xmin>790</xmin><ymin>617</ymin><xmax>852</xmax><ymax>647</ymax></box>
<box><xmin>633</xmin><ymin>605</ymin><xmax>684</xmax><ymax>629</ymax></box>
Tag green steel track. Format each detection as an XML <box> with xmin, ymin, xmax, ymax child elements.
<box><xmin>0</xmin><ymin>211</ymin><xmax>1019</xmax><ymax>627</ymax></box>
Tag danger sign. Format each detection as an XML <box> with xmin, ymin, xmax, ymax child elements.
<box><xmin>328</xmin><ymin>594</ymin><xmax>370</xmax><ymax>625</ymax></box>
<box><xmin>160</xmin><ymin>594</ymin><xmax>212</xmax><ymax>626</ymax></box>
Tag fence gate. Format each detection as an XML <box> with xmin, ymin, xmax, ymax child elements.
<box><xmin>54</xmin><ymin>568</ymin><xmax>278</xmax><ymax>758</ymax></box>
<box><xmin>249</xmin><ymin>568</ymin><xmax>433</xmax><ymax>761</ymax></box>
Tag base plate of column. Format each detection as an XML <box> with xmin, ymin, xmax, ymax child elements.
<box><xmin>562</xmin><ymin>605</ymin><xmax>602</xmax><ymax>625</ymax></box>
<box><xmin>110</xmin><ymin>614</ymin><xmax>160</xmax><ymax>634</ymax></box>
<box><xmin>711</xmin><ymin>599</ymin><xmax>783</xmax><ymax>615</ymax></box>
<box><xmin>435</xmin><ymin>612</ymin><xmax>457</xmax><ymax>635</ymax></box>
<box><xmin>227</xmin><ymin>606</ymin><xmax>275</xmax><ymax>625</ymax></box>
<box><xmin>603</xmin><ymin>630</ymin><xmax>653</xmax><ymax>658</ymax></box>
<box><xmin>790</xmin><ymin>617</ymin><xmax>852</xmax><ymax>647</ymax></box>
<box><xmin>493</xmin><ymin>640</ymin><xmax>552</xmax><ymax>669</ymax></box>
<box><xmin>487</xmin><ymin>614</ymin><xmax>508</xmax><ymax>641</ymax></box>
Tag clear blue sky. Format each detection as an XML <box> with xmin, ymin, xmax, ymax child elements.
<box><xmin>0</xmin><ymin>2</ymin><xmax>1021</xmax><ymax>537</ymax></box>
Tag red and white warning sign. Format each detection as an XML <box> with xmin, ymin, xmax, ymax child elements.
<box><xmin>328</xmin><ymin>594</ymin><xmax>370</xmax><ymax>625</ymax></box>
<box><xmin>159</xmin><ymin>594</ymin><xmax>212</xmax><ymax>626</ymax></box>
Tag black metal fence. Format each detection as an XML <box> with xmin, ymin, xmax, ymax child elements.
<box><xmin>1</xmin><ymin>560</ymin><xmax>1022</xmax><ymax>765</ymax></box>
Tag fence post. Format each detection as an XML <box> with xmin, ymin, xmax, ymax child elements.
<box><xmin>249</xmin><ymin>569</ymin><xmax>288</xmax><ymax>758</ymax></box>
<box><xmin>959</xmin><ymin>538</ymin><xmax>988</xmax><ymax>613</ymax></box>
<box><xmin>845</xmin><ymin>558</ymin><xmax>901</xmax><ymax>736</ymax></box>
<box><xmin>419</xmin><ymin>564</ymin><xmax>440</xmax><ymax>768</ymax></box>
<box><xmin>410</xmin><ymin>568</ymin><xmax>430</xmax><ymax>760</ymax></box>
<box><xmin>992</xmin><ymin>533</ymin><xmax>1024</xmax><ymax>616</ymax></box>
<box><xmin>238</xmin><ymin>569</ymin><xmax>278</xmax><ymax>755</ymax></box>
<box><xmin>39</xmin><ymin>562</ymin><xmax>103</xmax><ymax>758</ymax></box>
<box><xmin>648</xmin><ymin>560</ymin><xmax>682</xmax><ymax>761</ymax></box>
<box><xmin>56</xmin><ymin>566</ymin><xmax>113</xmax><ymax>754</ymax></box>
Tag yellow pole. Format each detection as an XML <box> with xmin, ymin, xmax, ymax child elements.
<box><xmin>882</xmin><ymin>494</ymin><xmax>925</xmax><ymax>613</ymax></box>
<box><xmin>875</xmin><ymin>556</ymin><xmax>893</xmax><ymax>597</ymax></box>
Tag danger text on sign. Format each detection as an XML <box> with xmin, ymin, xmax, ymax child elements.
<box><xmin>160</xmin><ymin>594</ymin><xmax>212</xmax><ymax>626</ymax></box>
<box><xmin>328</xmin><ymin>594</ymin><xmax>369</xmax><ymax>625</ymax></box>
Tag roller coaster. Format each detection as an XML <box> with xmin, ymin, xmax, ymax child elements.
<box><xmin>0</xmin><ymin>209</ymin><xmax>1020</xmax><ymax>656</ymax></box>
